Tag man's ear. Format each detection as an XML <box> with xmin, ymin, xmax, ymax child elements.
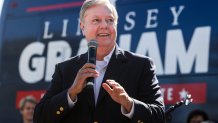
<box><xmin>80</xmin><ymin>22</ymin><xmax>85</xmax><ymax>35</ymax></box>
<box><xmin>82</xmin><ymin>29</ymin><xmax>85</xmax><ymax>36</ymax></box>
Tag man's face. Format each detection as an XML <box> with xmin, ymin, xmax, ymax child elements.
<box><xmin>21</xmin><ymin>102</ymin><xmax>36</xmax><ymax>121</ymax></box>
<box><xmin>80</xmin><ymin>4</ymin><xmax>117</xmax><ymax>49</ymax></box>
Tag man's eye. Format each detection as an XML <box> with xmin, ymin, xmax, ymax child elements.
<box><xmin>93</xmin><ymin>19</ymin><xmax>99</xmax><ymax>23</ymax></box>
<box><xmin>108</xmin><ymin>19</ymin><xmax>114</xmax><ymax>22</ymax></box>
<box><xmin>107</xmin><ymin>18</ymin><xmax>114</xmax><ymax>24</ymax></box>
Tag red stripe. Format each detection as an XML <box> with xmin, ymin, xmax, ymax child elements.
<box><xmin>161</xmin><ymin>83</ymin><xmax>207</xmax><ymax>105</ymax></box>
<box><xmin>26</xmin><ymin>2</ymin><xmax>83</xmax><ymax>12</ymax></box>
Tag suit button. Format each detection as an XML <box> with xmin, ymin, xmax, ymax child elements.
<box><xmin>137</xmin><ymin>120</ymin><xmax>141</xmax><ymax>123</ymax></box>
<box><xmin>60</xmin><ymin>107</ymin><xmax>64</xmax><ymax>112</ymax></box>
<box><xmin>56</xmin><ymin>111</ymin><xmax>60</xmax><ymax>115</ymax></box>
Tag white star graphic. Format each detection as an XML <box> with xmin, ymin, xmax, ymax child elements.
<box><xmin>179</xmin><ymin>88</ymin><xmax>189</xmax><ymax>99</ymax></box>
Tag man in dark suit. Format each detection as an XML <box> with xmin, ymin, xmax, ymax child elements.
<box><xmin>33</xmin><ymin>0</ymin><xmax>165</xmax><ymax>123</ymax></box>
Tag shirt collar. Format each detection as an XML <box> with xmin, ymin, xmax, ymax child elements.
<box><xmin>96</xmin><ymin>46</ymin><xmax>115</xmax><ymax>68</ymax></box>
<box><xmin>103</xmin><ymin>46</ymin><xmax>115</xmax><ymax>64</ymax></box>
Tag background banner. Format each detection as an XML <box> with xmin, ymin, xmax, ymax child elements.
<box><xmin>0</xmin><ymin>0</ymin><xmax>218</xmax><ymax>122</ymax></box>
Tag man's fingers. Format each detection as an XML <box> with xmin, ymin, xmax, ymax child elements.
<box><xmin>102</xmin><ymin>83</ymin><xmax>113</xmax><ymax>95</ymax></box>
<box><xmin>79</xmin><ymin>68</ymin><xmax>99</xmax><ymax>75</ymax></box>
<box><xmin>103</xmin><ymin>80</ymin><xmax>125</xmax><ymax>95</ymax></box>
<box><xmin>81</xmin><ymin>63</ymin><xmax>96</xmax><ymax>70</ymax></box>
<box><xmin>78</xmin><ymin>65</ymin><xmax>99</xmax><ymax>80</ymax></box>
<box><xmin>83</xmin><ymin>72</ymin><xmax>99</xmax><ymax>78</ymax></box>
<box><xmin>106</xmin><ymin>79</ymin><xmax>120</xmax><ymax>88</ymax></box>
<box><xmin>113</xmin><ymin>86</ymin><xmax>124</xmax><ymax>93</ymax></box>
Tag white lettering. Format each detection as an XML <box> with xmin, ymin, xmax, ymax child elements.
<box><xmin>43</xmin><ymin>21</ymin><xmax>53</xmax><ymax>39</ymax></box>
<box><xmin>45</xmin><ymin>41</ymin><xmax>72</xmax><ymax>81</ymax></box>
<box><xmin>124</xmin><ymin>11</ymin><xmax>136</xmax><ymax>31</ymax></box>
<box><xmin>77</xmin><ymin>38</ymin><xmax>88</xmax><ymax>55</ymax></box>
<box><xmin>167</xmin><ymin>88</ymin><xmax>173</xmax><ymax>101</ymax></box>
<box><xmin>135</xmin><ymin>32</ymin><xmax>164</xmax><ymax>74</ymax></box>
<box><xmin>76</xmin><ymin>18</ymin><xmax>82</xmax><ymax>36</ymax></box>
<box><xmin>145</xmin><ymin>9</ymin><xmax>158</xmax><ymax>28</ymax></box>
<box><xmin>61</xmin><ymin>19</ymin><xmax>69</xmax><ymax>37</ymax></box>
<box><xmin>161</xmin><ymin>88</ymin><xmax>165</xmax><ymax>98</ymax></box>
<box><xmin>170</xmin><ymin>5</ymin><xmax>185</xmax><ymax>26</ymax></box>
<box><xmin>119</xmin><ymin>34</ymin><xmax>131</xmax><ymax>51</ymax></box>
<box><xmin>165</xmin><ymin>26</ymin><xmax>211</xmax><ymax>74</ymax></box>
<box><xmin>19</xmin><ymin>42</ymin><xmax>45</xmax><ymax>83</ymax></box>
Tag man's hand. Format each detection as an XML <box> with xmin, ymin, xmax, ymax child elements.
<box><xmin>102</xmin><ymin>79</ymin><xmax>133</xmax><ymax>113</ymax></box>
<box><xmin>68</xmin><ymin>63</ymin><xmax>99</xmax><ymax>101</ymax></box>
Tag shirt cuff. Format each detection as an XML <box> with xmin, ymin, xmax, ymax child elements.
<box><xmin>121</xmin><ymin>101</ymin><xmax>135</xmax><ymax>119</ymax></box>
<box><xmin>67</xmin><ymin>92</ymin><xmax>77</xmax><ymax>108</ymax></box>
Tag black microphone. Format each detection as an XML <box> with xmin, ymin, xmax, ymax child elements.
<box><xmin>86</xmin><ymin>40</ymin><xmax>98</xmax><ymax>87</ymax></box>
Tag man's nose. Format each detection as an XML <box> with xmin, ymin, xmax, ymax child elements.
<box><xmin>99</xmin><ymin>20</ymin><xmax>108</xmax><ymax>28</ymax></box>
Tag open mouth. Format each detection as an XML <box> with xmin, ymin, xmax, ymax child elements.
<box><xmin>97</xmin><ymin>33</ymin><xmax>110</xmax><ymax>37</ymax></box>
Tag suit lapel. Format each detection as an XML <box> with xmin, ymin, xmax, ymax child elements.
<box><xmin>96</xmin><ymin>46</ymin><xmax>127</xmax><ymax>107</ymax></box>
<box><xmin>77</xmin><ymin>46</ymin><xmax>128</xmax><ymax>109</ymax></box>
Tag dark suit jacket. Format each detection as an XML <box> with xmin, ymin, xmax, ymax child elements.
<box><xmin>33</xmin><ymin>46</ymin><xmax>165</xmax><ymax>123</ymax></box>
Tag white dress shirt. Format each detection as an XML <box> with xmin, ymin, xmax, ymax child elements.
<box><xmin>67</xmin><ymin>46</ymin><xmax>134</xmax><ymax>118</ymax></box>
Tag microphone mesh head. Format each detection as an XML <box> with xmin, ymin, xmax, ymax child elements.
<box><xmin>88</xmin><ymin>40</ymin><xmax>98</xmax><ymax>48</ymax></box>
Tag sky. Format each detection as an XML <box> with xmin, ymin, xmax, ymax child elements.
<box><xmin>0</xmin><ymin>0</ymin><xmax>4</xmax><ymax>18</ymax></box>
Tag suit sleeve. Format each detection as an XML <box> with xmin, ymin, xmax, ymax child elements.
<box><xmin>33</xmin><ymin>64</ymin><xmax>72</xmax><ymax>123</ymax></box>
<box><xmin>131</xmin><ymin>58</ymin><xmax>166</xmax><ymax>123</ymax></box>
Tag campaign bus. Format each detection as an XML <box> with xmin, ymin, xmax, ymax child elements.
<box><xmin>0</xmin><ymin>0</ymin><xmax>218</xmax><ymax>122</ymax></box>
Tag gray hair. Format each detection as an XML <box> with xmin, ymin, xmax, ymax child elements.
<box><xmin>79</xmin><ymin>0</ymin><xmax>118</xmax><ymax>25</ymax></box>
